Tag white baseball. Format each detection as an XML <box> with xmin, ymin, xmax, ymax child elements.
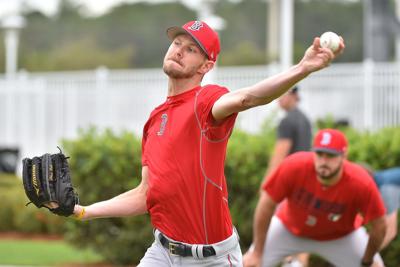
<box><xmin>319</xmin><ymin>31</ymin><xmax>340</xmax><ymax>52</ymax></box>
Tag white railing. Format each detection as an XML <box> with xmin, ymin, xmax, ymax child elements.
<box><xmin>0</xmin><ymin>61</ymin><xmax>399</xmax><ymax>159</ymax></box>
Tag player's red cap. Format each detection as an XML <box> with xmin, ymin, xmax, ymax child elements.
<box><xmin>166</xmin><ymin>20</ymin><xmax>220</xmax><ymax>62</ymax></box>
<box><xmin>313</xmin><ymin>129</ymin><xmax>348</xmax><ymax>155</ymax></box>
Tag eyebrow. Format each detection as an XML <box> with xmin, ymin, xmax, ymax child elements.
<box><xmin>316</xmin><ymin>152</ymin><xmax>339</xmax><ymax>158</ymax></box>
<box><xmin>175</xmin><ymin>36</ymin><xmax>199</xmax><ymax>48</ymax></box>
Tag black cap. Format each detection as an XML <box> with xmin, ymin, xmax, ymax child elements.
<box><xmin>289</xmin><ymin>86</ymin><xmax>299</xmax><ymax>94</ymax></box>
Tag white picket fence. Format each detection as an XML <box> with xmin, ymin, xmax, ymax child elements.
<box><xmin>0</xmin><ymin>61</ymin><xmax>399</xmax><ymax>159</ymax></box>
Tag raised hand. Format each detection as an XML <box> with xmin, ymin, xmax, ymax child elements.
<box><xmin>299</xmin><ymin>36</ymin><xmax>345</xmax><ymax>74</ymax></box>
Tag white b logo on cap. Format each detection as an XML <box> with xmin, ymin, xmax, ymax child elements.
<box><xmin>320</xmin><ymin>132</ymin><xmax>332</xmax><ymax>145</ymax></box>
<box><xmin>189</xmin><ymin>21</ymin><xmax>203</xmax><ymax>31</ymax></box>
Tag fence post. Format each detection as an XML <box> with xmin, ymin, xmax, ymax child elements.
<box><xmin>95</xmin><ymin>66</ymin><xmax>110</xmax><ymax>128</ymax></box>
<box><xmin>65</xmin><ymin>81</ymin><xmax>78</xmax><ymax>139</ymax></box>
<box><xmin>4</xmin><ymin>79</ymin><xmax>15</xmax><ymax>145</ymax></box>
<box><xmin>17</xmin><ymin>70</ymin><xmax>29</xmax><ymax>157</ymax></box>
<box><xmin>363</xmin><ymin>59</ymin><xmax>374</xmax><ymax>130</ymax></box>
<box><xmin>35</xmin><ymin>77</ymin><xmax>46</xmax><ymax>155</ymax></box>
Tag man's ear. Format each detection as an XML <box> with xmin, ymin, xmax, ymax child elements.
<box><xmin>199</xmin><ymin>60</ymin><xmax>215</xmax><ymax>75</ymax></box>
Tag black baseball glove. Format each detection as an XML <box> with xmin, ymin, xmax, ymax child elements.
<box><xmin>22</xmin><ymin>147</ymin><xmax>79</xmax><ymax>217</ymax></box>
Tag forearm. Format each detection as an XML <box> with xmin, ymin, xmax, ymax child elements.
<box><xmin>362</xmin><ymin>236</ymin><xmax>384</xmax><ymax>264</ymax></box>
<box><xmin>362</xmin><ymin>217</ymin><xmax>387</xmax><ymax>263</ymax></box>
<box><xmin>252</xmin><ymin>193</ymin><xmax>277</xmax><ymax>256</ymax></box>
<box><xmin>212</xmin><ymin>64</ymin><xmax>310</xmax><ymax>121</ymax></box>
<box><xmin>380</xmin><ymin>212</ymin><xmax>397</xmax><ymax>249</ymax></box>
<box><xmin>112</xmin><ymin>187</ymin><xmax>139</xmax><ymax>200</ymax></box>
<box><xmin>239</xmin><ymin>63</ymin><xmax>310</xmax><ymax>109</ymax></box>
<box><xmin>75</xmin><ymin>186</ymin><xmax>148</xmax><ymax>220</ymax></box>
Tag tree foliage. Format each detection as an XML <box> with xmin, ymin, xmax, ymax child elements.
<box><xmin>294</xmin><ymin>0</ymin><xmax>363</xmax><ymax>63</ymax></box>
<box><xmin>8</xmin><ymin>0</ymin><xmax>370</xmax><ymax>72</ymax></box>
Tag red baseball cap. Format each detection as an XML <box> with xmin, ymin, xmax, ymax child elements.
<box><xmin>166</xmin><ymin>20</ymin><xmax>220</xmax><ymax>62</ymax></box>
<box><xmin>313</xmin><ymin>129</ymin><xmax>348</xmax><ymax>155</ymax></box>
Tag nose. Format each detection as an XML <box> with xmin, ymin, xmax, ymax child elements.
<box><xmin>174</xmin><ymin>47</ymin><xmax>183</xmax><ymax>58</ymax></box>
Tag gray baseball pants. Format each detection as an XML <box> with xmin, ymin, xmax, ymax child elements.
<box><xmin>261</xmin><ymin>216</ymin><xmax>384</xmax><ymax>267</ymax></box>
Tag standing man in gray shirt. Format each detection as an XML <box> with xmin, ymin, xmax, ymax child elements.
<box><xmin>262</xmin><ymin>86</ymin><xmax>312</xmax><ymax>179</ymax></box>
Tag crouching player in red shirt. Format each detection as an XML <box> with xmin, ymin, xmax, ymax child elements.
<box><xmin>243</xmin><ymin>129</ymin><xmax>387</xmax><ymax>267</ymax></box>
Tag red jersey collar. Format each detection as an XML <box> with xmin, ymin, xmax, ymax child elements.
<box><xmin>167</xmin><ymin>86</ymin><xmax>201</xmax><ymax>102</ymax></box>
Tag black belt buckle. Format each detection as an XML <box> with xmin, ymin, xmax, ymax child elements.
<box><xmin>168</xmin><ymin>242</ymin><xmax>186</xmax><ymax>256</ymax></box>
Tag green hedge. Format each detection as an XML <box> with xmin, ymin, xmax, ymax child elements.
<box><xmin>63</xmin><ymin>128</ymin><xmax>154</xmax><ymax>264</ymax></box>
<box><xmin>0</xmin><ymin>174</ymin><xmax>66</xmax><ymax>235</ymax></box>
<box><xmin>3</xmin><ymin>125</ymin><xmax>400</xmax><ymax>266</ymax></box>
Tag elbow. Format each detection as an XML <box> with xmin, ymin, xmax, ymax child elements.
<box><xmin>240</xmin><ymin>93</ymin><xmax>272</xmax><ymax>110</ymax></box>
<box><xmin>237</xmin><ymin>93</ymin><xmax>252</xmax><ymax>110</ymax></box>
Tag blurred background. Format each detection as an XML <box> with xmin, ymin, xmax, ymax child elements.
<box><xmin>0</xmin><ymin>0</ymin><xmax>399</xmax><ymax>266</ymax></box>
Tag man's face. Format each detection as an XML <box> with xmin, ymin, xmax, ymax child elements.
<box><xmin>163</xmin><ymin>34</ymin><xmax>208</xmax><ymax>79</ymax></box>
<box><xmin>278</xmin><ymin>93</ymin><xmax>294</xmax><ymax>111</ymax></box>
<box><xmin>314</xmin><ymin>151</ymin><xmax>344</xmax><ymax>181</ymax></box>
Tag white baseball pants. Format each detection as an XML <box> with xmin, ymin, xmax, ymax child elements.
<box><xmin>137</xmin><ymin>228</ymin><xmax>243</xmax><ymax>267</ymax></box>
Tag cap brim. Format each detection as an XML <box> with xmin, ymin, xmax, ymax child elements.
<box><xmin>166</xmin><ymin>26</ymin><xmax>209</xmax><ymax>58</ymax></box>
<box><xmin>166</xmin><ymin>26</ymin><xmax>188</xmax><ymax>40</ymax></box>
<box><xmin>312</xmin><ymin>147</ymin><xmax>342</xmax><ymax>155</ymax></box>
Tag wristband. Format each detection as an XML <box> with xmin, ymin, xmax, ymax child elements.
<box><xmin>361</xmin><ymin>260</ymin><xmax>373</xmax><ymax>267</ymax></box>
<box><xmin>75</xmin><ymin>207</ymin><xmax>86</xmax><ymax>220</ymax></box>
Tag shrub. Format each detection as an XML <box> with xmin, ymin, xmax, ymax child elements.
<box><xmin>63</xmin><ymin>128</ymin><xmax>153</xmax><ymax>265</ymax></box>
<box><xmin>226</xmin><ymin>127</ymin><xmax>275</xmax><ymax>247</ymax></box>
<box><xmin>0</xmin><ymin>174</ymin><xmax>66</xmax><ymax>234</ymax></box>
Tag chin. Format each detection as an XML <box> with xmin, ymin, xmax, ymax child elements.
<box><xmin>163</xmin><ymin>67</ymin><xmax>186</xmax><ymax>79</ymax></box>
<box><xmin>164</xmin><ymin>62</ymin><xmax>181</xmax><ymax>73</ymax></box>
<box><xmin>317</xmin><ymin>171</ymin><xmax>332</xmax><ymax>180</ymax></box>
<box><xmin>320</xmin><ymin>175</ymin><xmax>334</xmax><ymax>181</ymax></box>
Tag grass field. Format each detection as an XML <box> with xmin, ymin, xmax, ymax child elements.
<box><xmin>0</xmin><ymin>239</ymin><xmax>104</xmax><ymax>266</ymax></box>
<box><xmin>0</xmin><ymin>174</ymin><xmax>106</xmax><ymax>266</ymax></box>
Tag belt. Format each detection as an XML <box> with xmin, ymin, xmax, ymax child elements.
<box><xmin>158</xmin><ymin>233</ymin><xmax>216</xmax><ymax>258</ymax></box>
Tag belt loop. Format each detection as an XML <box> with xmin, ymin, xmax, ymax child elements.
<box><xmin>190</xmin><ymin>246</ymin><xmax>199</xmax><ymax>259</ymax></box>
<box><xmin>191</xmin><ymin>245</ymin><xmax>198</xmax><ymax>259</ymax></box>
<box><xmin>198</xmin><ymin>245</ymin><xmax>204</xmax><ymax>259</ymax></box>
<box><xmin>193</xmin><ymin>245</ymin><xmax>204</xmax><ymax>259</ymax></box>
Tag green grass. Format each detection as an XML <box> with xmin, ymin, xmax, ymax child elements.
<box><xmin>0</xmin><ymin>239</ymin><xmax>104</xmax><ymax>266</ymax></box>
